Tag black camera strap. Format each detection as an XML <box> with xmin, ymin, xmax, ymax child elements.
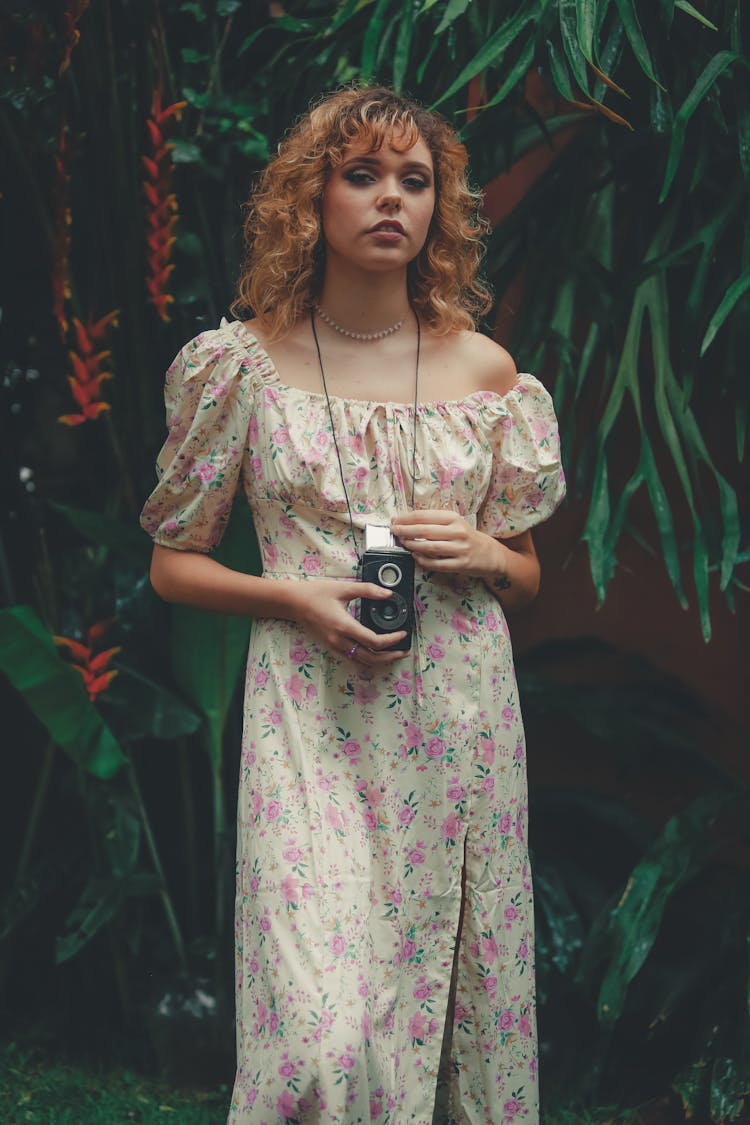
<box><xmin>310</xmin><ymin>307</ymin><xmax>420</xmax><ymax>566</ymax></box>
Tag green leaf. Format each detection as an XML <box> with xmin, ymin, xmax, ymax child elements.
<box><xmin>534</xmin><ymin>865</ymin><xmax>585</xmax><ymax>974</ymax></box>
<box><xmin>55</xmin><ymin>872</ymin><xmax>159</xmax><ymax>963</ymax></box>
<box><xmin>614</xmin><ymin>0</ymin><xmax>661</xmax><ymax>84</ymax></box>
<box><xmin>596</xmin><ymin>790</ymin><xmax>731</xmax><ymax>1024</ymax></box>
<box><xmin>392</xmin><ymin>0</ymin><xmax>414</xmax><ymax>93</ymax></box>
<box><xmin>434</xmin><ymin>0</ymin><xmax>470</xmax><ymax>35</ymax></box>
<box><xmin>559</xmin><ymin>0</ymin><xmax>590</xmax><ymax>94</ymax></box>
<box><xmin>50</xmin><ymin>503</ymin><xmax>151</xmax><ymax>566</ymax></box>
<box><xmin>546</xmin><ymin>36</ymin><xmax>577</xmax><ymax>101</ymax></box>
<box><xmin>639</xmin><ymin>436</ymin><xmax>686</xmax><ymax>607</ymax></box>
<box><xmin>582</xmin><ymin>455</ymin><xmax>611</xmax><ymax>603</ymax></box>
<box><xmin>675</xmin><ymin>0</ymin><xmax>718</xmax><ymax>31</ymax></box>
<box><xmin>360</xmin><ymin>0</ymin><xmax>391</xmax><ymax>81</ymax></box>
<box><xmin>660</xmin><ymin>52</ymin><xmax>740</xmax><ymax>202</ymax></box>
<box><xmin>673</xmin><ymin>1059</ymin><xmax>710</xmax><ymax>1118</ymax></box>
<box><xmin>0</xmin><ymin>607</ymin><xmax>126</xmax><ymax>779</ymax></box>
<box><xmin>700</xmin><ymin>271</ymin><xmax>750</xmax><ymax>354</ymax></box>
<box><xmin>709</xmin><ymin>1057</ymin><xmax>749</xmax><ymax>1122</ymax></box>
<box><xmin>170</xmin><ymin>505</ymin><xmax>259</xmax><ymax>766</ymax></box>
<box><xmin>171</xmin><ymin>139</ymin><xmax>202</xmax><ymax>164</ymax></box>
<box><xmin>473</xmin><ymin>35</ymin><xmax>536</xmax><ymax>112</ymax></box>
<box><xmin>575</xmin><ymin>0</ymin><xmax>597</xmax><ymax>64</ymax></box>
<box><xmin>431</xmin><ymin>1</ymin><xmax>537</xmax><ymax>107</ymax></box>
<box><xmin>100</xmin><ymin>665</ymin><xmax>202</xmax><ymax>743</ymax></box>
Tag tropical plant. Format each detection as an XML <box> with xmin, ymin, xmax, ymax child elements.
<box><xmin>0</xmin><ymin>0</ymin><xmax>747</xmax><ymax>1115</ymax></box>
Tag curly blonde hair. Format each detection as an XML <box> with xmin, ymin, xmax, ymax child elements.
<box><xmin>231</xmin><ymin>86</ymin><xmax>492</xmax><ymax>338</ymax></box>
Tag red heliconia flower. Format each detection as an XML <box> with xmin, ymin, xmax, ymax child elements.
<box><xmin>54</xmin><ymin>618</ymin><xmax>120</xmax><ymax>701</ymax></box>
<box><xmin>51</xmin><ymin>119</ymin><xmax>73</xmax><ymax>337</ymax></box>
<box><xmin>59</xmin><ymin>309</ymin><xmax>119</xmax><ymax>426</ymax></box>
<box><xmin>59</xmin><ymin>0</ymin><xmax>90</xmax><ymax>76</ymax></box>
<box><xmin>143</xmin><ymin>85</ymin><xmax>187</xmax><ymax>322</ymax></box>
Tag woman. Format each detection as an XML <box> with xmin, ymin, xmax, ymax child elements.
<box><xmin>141</xmin><ymin>86</ymin><xmax>565</xmax><ymax>1125</ymax></box>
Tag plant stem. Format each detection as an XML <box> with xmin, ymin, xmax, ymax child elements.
<box><xmin>177</xmin><ymin>737</ymin><xmax>200</xmax><ymax>936</ymax></box>
<box><xmin>126</xmin><ymin>758</ymin><xmax>189</xmax><ymax>975</ymax></box>
<box><xmin>16</xmin><ymin>740</ymin><xmax>56</xmax><ymax>881</ymax></box>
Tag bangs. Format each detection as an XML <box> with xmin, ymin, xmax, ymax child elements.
<box><xmin>310</xmin><ymin>95</ymin><xmax>425</xmax><ymax>165</ymax></box>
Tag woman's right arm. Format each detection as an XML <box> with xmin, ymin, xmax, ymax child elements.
<box><xmin>149</xmin><ymin>544</ymin><xmax>408</xmax><ymax>665</ymax></box>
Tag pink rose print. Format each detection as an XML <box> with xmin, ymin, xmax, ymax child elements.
<box><xmin>301</xmin><ymin>553</ymin><xmax>322</xmax><ymax>574</ymax></box>
<box><xmin>249</xmin><ymin>872</ymin><xmax>260</xmax><ymax>893</ymax></box>
<box><xmin>280</xmin><ymin>874</ymin><xmax>299</xmax><ymax>904</ymax></box>
<box><xmin>503</xmin><ymin>1098</ymin><xmax>522</xmax><ymax>1122</ymax></box>
<box><xmin>518</xmin><ymin>940</ymin><xmax>529</xmax><ymax>961</ymax></box>
<box><xmin>504</xmin><ymin>905</ymin><xmax>519</xmax><ymax>926</ymax></box>
<box><xmin>271</xmin><ymin>425</ymin><xmax>290</xmax><ymax>445</ymax></box>
<box><xmin>290</xmin><ymin>641</ymin><xmax>310</xmax><ymax>664</ymax></box>
<box><xmin>408</xmin><ymin>842</ymin><xmax>426</xmax><ymax>865</ymax></box>
<box><xmin>341</xmin><ymin>738</ymin><xmax>361</xmax><ymax>763</ymax></box>
<box><xmin>405</xmin><ymin>723</ymin><xmax>422</xmax><ymax>748</ymax></box>
<box><xmin>325</xmin><ymin>804</ymin><xmax>345</xmax><ymax>831</ymax></box>
<box><xmin>363</xmin><ymin>808</ymin><xmax>377</xmax><ymax>832</ymax></box>
<box><xmin>352</xmin><ymin>680</ymin><xmax>380</xmax><ymax>705</ymax></box>
<box><xmin>195</xmin><ymin>461</ymin><xmax>217</xmax><ymax>483</ymax></box>
<box><xmin>498</xmin><ymin>1009</ymin><xmax>514</xmax><ymax>1031</ymax></box>
<box><xmin>485</xmin><ymin>611</ymin><xmax>498</xmax><ymax>632</ymax></box>
<box><xmin>481</xmin><ymin>737</ymin><xmax>495</xmax><ymax>764</ymax></box>
<box><xmin>447</xmin><ymin>778</ymin><xmax>466</xmax><ymax>802</ymax></box>
<box><xmin>441</xmin><ymin>812</ymin><xmax>462</xmax><ymax>841</ymax></box>
<box><xmin>284</xmin><ymin>673</ymin><xmax>305</xmax><ymax>704</ymax></box>
<box><xmin>247</xmin><ymin>415</ymin><xmax>258</xmax><ymax>443</ymax></box>
<box><xmin>277</xmin><ymin>1090</ymin><xmax>297</xmax><ymax>1119</ymax></box>
<box><xmin>278</xmin><ymin>1059</ymin><xmax>296</xmax><ymax>1077</ymax></box>
<box><xmin>408</xmin><ymin>1012</ymin><xmax>438</xmax><ymax>1042</ymax></box>
<box><xmin>519</xmin><ymin>1013</ymin><xmax>532</xmax><ymax>1037</ymax></box>
<box><xmin>450</xmin><ymin>609</ymin><xmax>469</xmax><ymax>634</ymax></box>
<box><xmin>425</xmin><ymin>736</ymin><xmax>445</xmax><ymax>759</ymax></box>
<box><xmin>392</xmin><ymin>674</ymin><xmax>412</xmax><ymax>697</ymax></box>
<box><xmin>353</xmin><ymin>465</ymin><xmax>369</xmax><ymax>486</ymax></box>
<box><xmin>254</xmin><ymin>668</ymin><xmax>270</xmax><ymax>687</ymax></box>
<box><xmin>484</xmin><ymin>974</ymin><xmax>498</xmax><ymax>999</ymax></box>
<box><xmin>515</xmin><ymin>742</ymin><xmax>524</xmax><ymax>761</ymax></box>
<box><xmin>398</xmin><ymin>806</ymin><xmax>415</xmax><ymax>826</ymax></box>
<box><xmin>265</xmin><ymin>541</ymin><xmax>279</xmax><ymax>566</ymax></box>
<box><xmin>330</xmin><ymin>934</ymin><xmax>347</xmax><ymax>956</ymax></box>
<box><xmin>249</xmin><ymin>454</ymin><xmax>263</xmax><ymax>480</ymax></box>
<box><xmin>527</xmin><ymin>487</ymin><xmax>544</xmax><ymax>509</ymax></box>
<box><xmin>413</xmin><ymin>978</ymin><xmax>432</xmax><ymax>1001</ymax></box>
<box><xmin>499</xmin><ymin>812</ymin><xmax>512</xmax><ymax>834</ymax></box>
<box><xmin>390</xmin><ymin>888</ymin><xmax>403</xmax><ymax>905</ymax></box>
<box><xmin>482</xmin><ymin>935</ymin><xmax>499</xmax><ymax>963</ymax></box>
<box><xmin>454</xmin><ymin>999</ymin><xmax>470</xmax><ymax>1024</ymax></box>
<box><xmin>426</xmin><ymin>640</ymin><xmax>445</xmax><ymax>660</ymax></box>
<box><xmin>370</xmin><ymin>1096</ymin><xmax>383</xmax><ymax>1119</ymax></box>
<box><xmin>266</xmin><ymin>800</ymin><xmax>281</xmax><ymax>820</ymax></box>
<box><xmin>338</xmin><ymin>1051</ymin><xmax>356</xmax><ymax>1070</ymax></box>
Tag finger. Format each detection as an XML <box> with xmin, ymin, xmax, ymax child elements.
<box><xmin>400</xmin><ymin>538</ymin><xmax>456</xmax><ymax>556</ymax></box>
<box><xmin>357</xmin><ymin>649</ymin><xmax>409</xmax><ymax>665</ymax></box>
<box><xmin>395</xmin><ymin>526</ymin><xmax>462</xmax><ymax>544</ymax></box>
<box><xmin>340</xmin><ymin>627</ymin><xmax>407</xmax><ymax>652</ymax></box>
<box><xmin>392</xmin><ymin>509</ymin><xmax>453</xmax><ymax>527</ymax></box>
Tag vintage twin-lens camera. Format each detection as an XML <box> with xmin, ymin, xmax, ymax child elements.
<box><xmin>359</xmin><ymin>524</ymin><xmax>415</xmax><ymax>652</ymax></box>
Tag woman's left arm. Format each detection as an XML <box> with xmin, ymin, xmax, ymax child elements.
<box><xmin>391</xmin><ymin>511</ymin><xmax>540</xmax><ymax>611</ymax></box>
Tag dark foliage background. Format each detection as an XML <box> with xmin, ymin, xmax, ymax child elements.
<box><xmin>1</xmin><ymin>1</ymin><xmax>749</xmax><ymax>1120</ymax></box>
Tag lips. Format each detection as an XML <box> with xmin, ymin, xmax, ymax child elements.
<box><xmin>368</xmin><ymin>220</ymin><xmax>405</xmax><ymax>235</ymax></box>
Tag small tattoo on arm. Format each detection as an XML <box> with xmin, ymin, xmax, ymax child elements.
<box><xmin>493</xmin><ymin>576</ymin><xmax>512</xmax><ymax>591</ymax></box>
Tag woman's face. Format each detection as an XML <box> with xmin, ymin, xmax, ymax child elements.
<box><xmin>321</xmin><ymin>132</ymin><xmax>436</xmax><ymax>275</ymax></box>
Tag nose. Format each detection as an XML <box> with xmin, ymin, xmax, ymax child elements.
<box><xmin>377</xmin><ymin>182</ymin><xmax>403</xmax><ymax>211</ymax></box>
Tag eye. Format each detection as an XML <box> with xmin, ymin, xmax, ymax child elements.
<box><xmin>403</xmin><ymin>176</ymin><xmax>429</xmax><ymax>191</ymax></box>
<box><xmin>343</xmin><ymin>169</ymin><xmax>375</xmax><ymax>185</ymax></box>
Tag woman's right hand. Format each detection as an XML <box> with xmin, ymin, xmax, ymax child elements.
<box><xmin>287</xmin><ymin>578</ymin><xmax>409</xmax><ymax>666</ymax></box>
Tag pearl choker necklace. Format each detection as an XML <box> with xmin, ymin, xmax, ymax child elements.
<box><xmin>314</xmin><ymin>304</ymin><xmax>406</xmax><ymax>342</ymax></box>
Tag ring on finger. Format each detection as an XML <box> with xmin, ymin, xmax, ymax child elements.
<box><xmin>346</xmin><ymin>642</ymin><xmax>360</xmax><ymax>659</ymax></box>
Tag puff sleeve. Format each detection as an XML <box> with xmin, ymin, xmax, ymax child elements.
<box><xmin>476</xmin><ymin>374</ymin><xmax>566</xmax><ymax>538</ymax></box>
<box><xmin>140</xmin><ymin>328</ymin><xmax>256</xmax><ymax>552</ymax></box>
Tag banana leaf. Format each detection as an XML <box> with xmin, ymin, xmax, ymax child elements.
<box><xmin>0</xmin><ymin>606</ymin><xmax>126</xmax><ymax>779</ymax></box>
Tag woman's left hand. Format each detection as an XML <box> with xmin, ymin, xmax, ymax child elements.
<box><xmin>391</xmin><ymin>510</ymin><xmax>500</xmax><ymax>579</ymax></box>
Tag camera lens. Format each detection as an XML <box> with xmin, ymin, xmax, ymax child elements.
<box><xmin>378</xmin><ymin>563</ymin><xmax>402</xmax><ymax>588</ymax></box>
<box><xmin>371</xmin><ymin>591</ymin><xmax>408</xmax><ymax>631</ymax></box>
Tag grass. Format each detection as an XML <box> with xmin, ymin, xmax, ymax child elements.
<box><xmin>0</xmin><ymin>1043</ymin><xmax>229</xmax><ymax>1125</ymax></box>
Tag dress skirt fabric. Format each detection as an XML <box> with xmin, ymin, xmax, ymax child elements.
<box><xmin>140</xmin><ymin>319</ymin><xmax>565</xmax><ymax>1124</ymax></box>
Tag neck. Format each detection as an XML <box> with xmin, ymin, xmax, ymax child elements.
<box><xmin>318</xmin><ymin>265</ymin><xmax>410</xmax><ymax>332</ymax></box>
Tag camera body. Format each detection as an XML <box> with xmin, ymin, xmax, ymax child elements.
<box><xmin>359</xmin><ymin>525</ymin><xmax>415</xmax><ymax>652</ymax></box>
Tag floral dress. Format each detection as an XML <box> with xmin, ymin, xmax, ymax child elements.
<box><xmin>140</xmin><ymin>319</ymin><xmax>565</xmax><ymax>1125</ymax></box>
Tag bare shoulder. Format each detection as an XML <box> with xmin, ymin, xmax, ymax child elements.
<box><xmin>457</xmin><ymin>330</ymin><xmax>518</xmax><ymax>396</ymax></box>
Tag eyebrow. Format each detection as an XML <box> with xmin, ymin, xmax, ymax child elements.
<box><xmin>340</xmin><ymin>155</ymin><xmax>433</xmax><ymax>176</ymax></box>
